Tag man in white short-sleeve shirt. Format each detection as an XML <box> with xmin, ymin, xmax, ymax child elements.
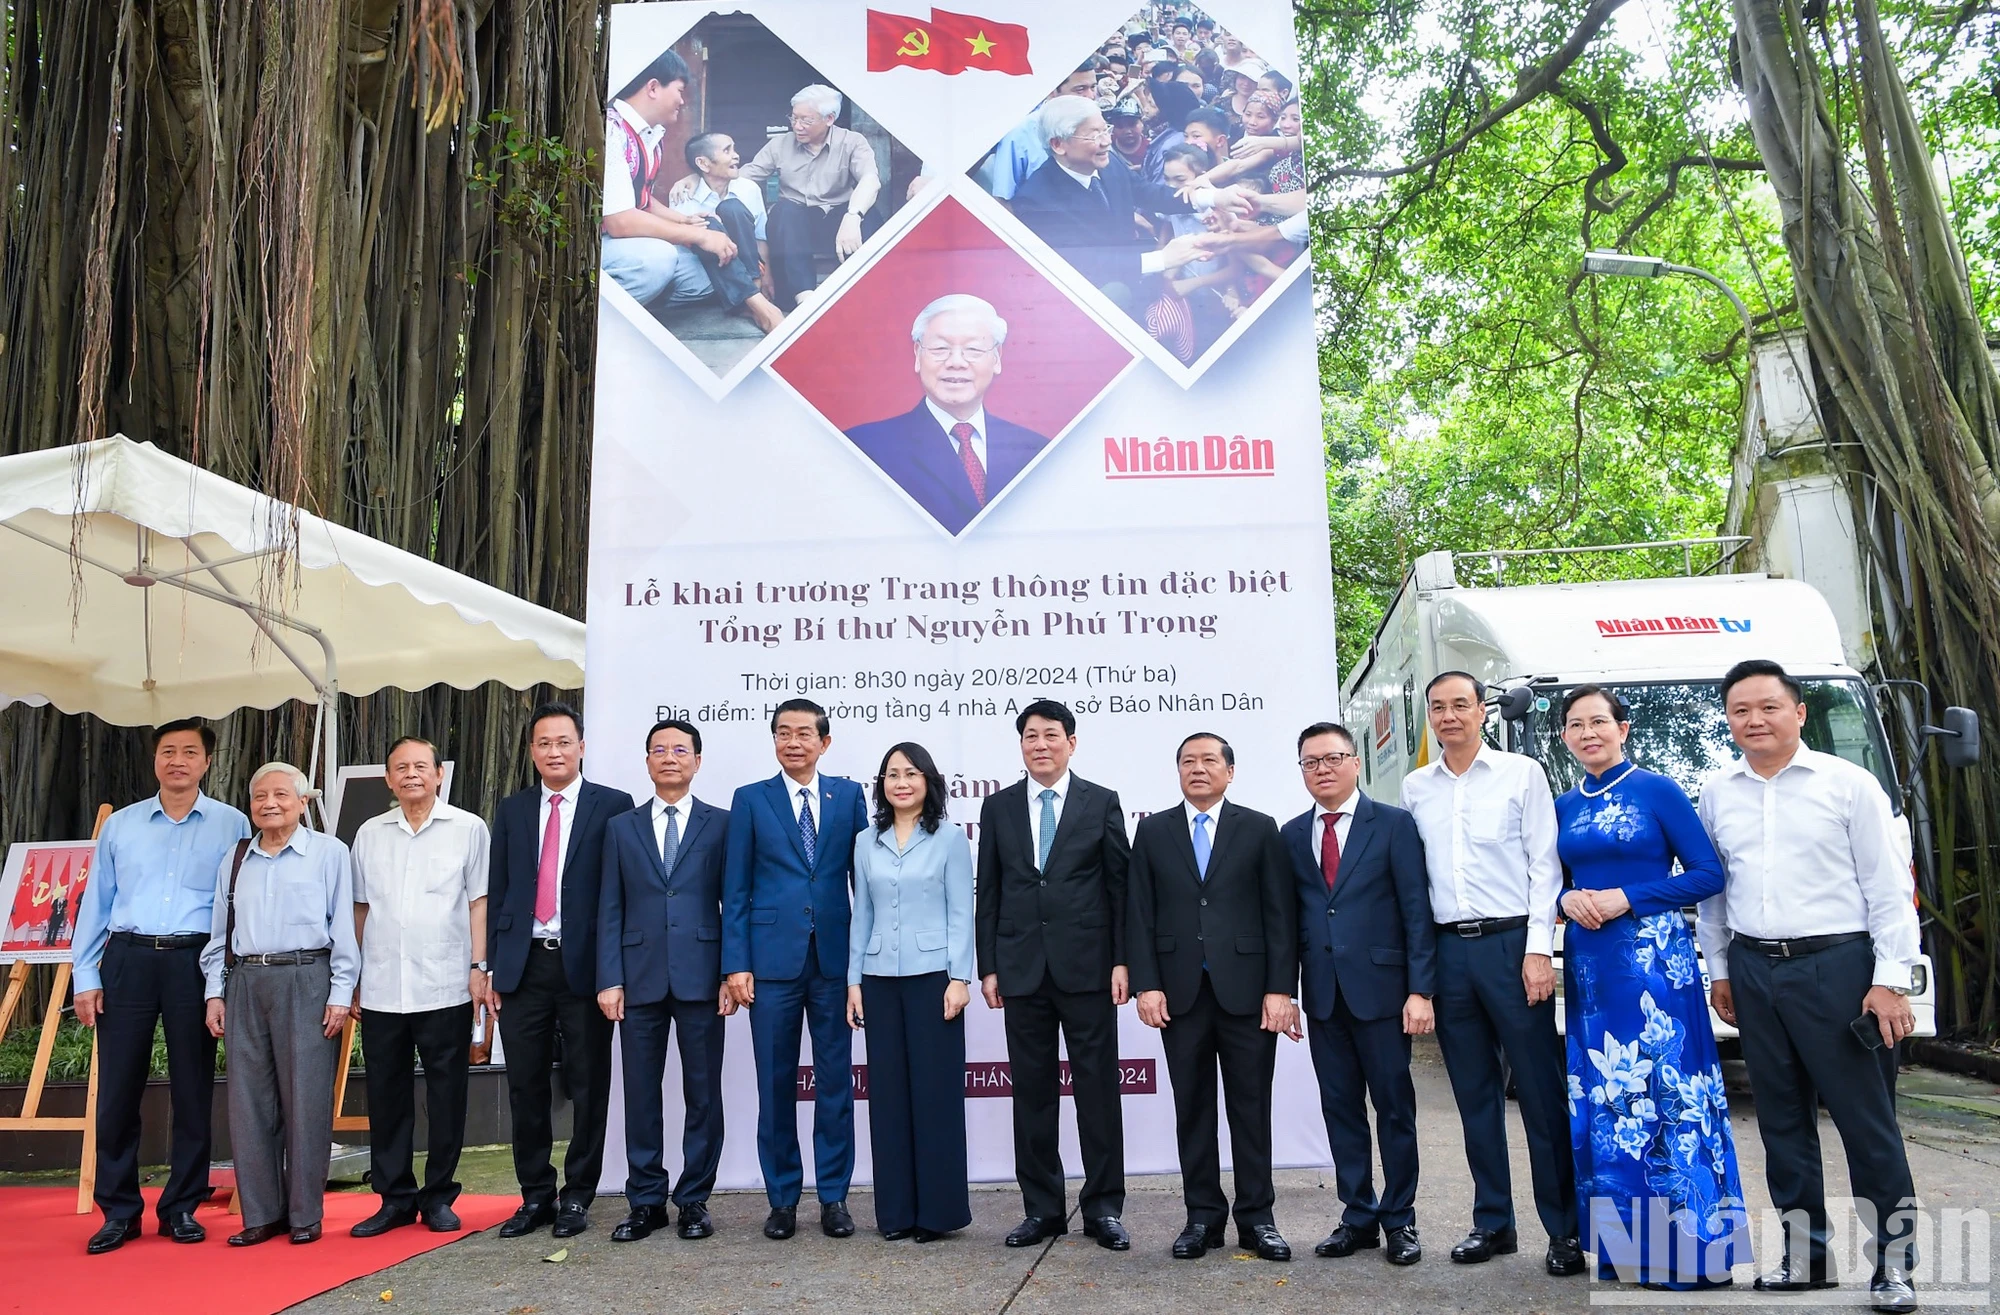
<box><xmin>348</xmin><ymin>735</ymin><xmax>490</xmax><ymax>1239</ymax></box>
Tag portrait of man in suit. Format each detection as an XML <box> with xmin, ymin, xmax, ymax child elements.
<box><xmin>842</xmin><ymin>294</ymin><xmax>1051</xmax><ymax>536</ymax></box>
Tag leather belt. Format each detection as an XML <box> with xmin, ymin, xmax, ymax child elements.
<box><xmin>235</xmin><ymin>948</ymin><xmax>331</xmax><ymax>966</ymax></box>
<box><xmin>1733</xmin><ymin>931</ymin><xmax>1868</xmax><ymax>959</ymax></box>
<box><xmin>535</xmin><ymin>937</ymin><xmax>562</xmax><ymax>951</ymax></box>
<box><xmin>1436</xmin><ymin>915</ymin><xmax>1530</xmax><ymax>939</ymax></box>
<box><xmin>111</xmin><ymin>931</ymin><xmax>208</xmax><ymax>950</ymax></box>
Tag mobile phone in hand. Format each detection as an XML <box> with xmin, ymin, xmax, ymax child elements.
<box><xmin>1851</xmin><ymin>1010</ymin><xmax>1888</xmax><ymax>1051</ymax></box>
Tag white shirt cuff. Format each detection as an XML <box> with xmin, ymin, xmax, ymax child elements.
<box><xmin>1872</xmin><ymin>958</ymin><xmax>1915</xmax><ymax>991</ymax></box>
<box><xmin>1525</xmin><ymin>925</ymin><xmax>1554</xmax><ymax>958</ymax></box>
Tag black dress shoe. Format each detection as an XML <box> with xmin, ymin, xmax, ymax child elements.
<box><xmin>499</xmin><ymin>1202</ymin><xmax>557</xmax><ymax>1239</ymax></box>
<box><xmin>1314</xmin><ymin>1224</ymin><xmax>1380</xmax><ymax>1258</ymax></box>
<box><xmin>1385</xmin><ymin>1225</ymin><xmax>1422</xmax><ymax>1265</ymax></box>
<box><xmin>1546</xmin><ymin>1235</ymin><xmax>1586</xmax><ymax>1276</ymax></box>
<box><xmin>227</xmin><ymin>1221</ymin><xmax>290</xmax><ymax>1247</ymax></box>
<box><xmin>289</xmin><ymin>1223</ymin><xmax>322</xmax><ymax>1244</ymax></box>
<box><xmin>611</xmin><ymin>1204</ymin><xmax>670</xmax><ymax>1242</ymax></box>
<box><xmin>821</xmin><ymin>1200</ymin><xmax>856</xmax><ymax>1238</ymax></box>
<box><xmin>164</xmin><ymin>1211</ymin><xmax>206</xmax><ymax>1244</ymax></box>
<box><xmin>1240</xmin><ymin>1223</ymin><xmax>1292</xmax><ymax>1262</ymax></box>
<box><xmin>1172</xmin><ymin>1221</ymin><xmax>1226</xmax><ymax>1259</ymax></box>
<box><xmin>1870</xmin><ymin>1266</ymin><xmax>1917</xmax><ymax>1313</ymax></box>
<box><xmin>349</xmin><ymin>1205</ymin><xmax>418</xmax><ymax>1238</ymax></box>
<box><xmin>551</xmin><ymin>1202</ymin><xmax>590</xmax><ymax>1239</ymax></box>
<box><xmin>764</xmin><ymin>1206</ymin><xmax>797</xmax><ymax>1240</ymax></box>
<box><xmin>1449</xmin><ymin>1226</ymin><xmax>1518</xmax><ymax>1263</ymax></box>
<box><xmin>912</xmin><ymin>1227</ymin><xmax>947</xmax><ymax>1243</ymax></box>
<box><xmin>1005</xmin><ymin>1215</ymin><xmax>1067</xmax><ymax>1247</ymax></box>
<box><xmin>1083</xmin><ymin>1216</ymin><xmax>1131</xmax><ymax>1251</ymax></box>
<box><xmin>677</xmin><ymin>1203</ymin><xmax>714</xmax><ymax>1239</ymax></box>
<box><xmin>87</xmin><ymin>1217</ymin><xmax>141</xmax><ymax>1254</ymax></box>
<box><xmin>422</xmin><ymin>1202</ymin><xmax>461</xmax><ymax>1233</ymax></box>
<box><xmin>1753</xmin><ymin>1256</ymin><xmax>1837</xmax><ymax>1291</ymax></box>
<box><xmin>881</xmin><ymin>1226</ymin><xmax>916</xmax><ymax>1241</ymax></box>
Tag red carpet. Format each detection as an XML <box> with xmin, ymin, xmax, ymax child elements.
<box><xmin>0</xmin><ymin>1186</ymin><xmax>517</xmax><ymax>1314</ymax></box>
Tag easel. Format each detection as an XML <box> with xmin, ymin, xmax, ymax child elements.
<box><xmin>0</xmin><ymin>803</ymin><xmax>112</xmax><ymax>1214</ymax></box>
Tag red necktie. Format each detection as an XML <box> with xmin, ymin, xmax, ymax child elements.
<box><xmin>953</xmin><ymin>422</ymin><xmax>987</xmax><ymax>504</ymax></box>
<box><xmin>1320</xmin><ymin>811</ymin><xmax>1342</xmax><ymax>891</ymax></box>
<box><xmin>535</xmin><ymin>794</ymin><xmax>563</xmax><ymax>924</ymax></box>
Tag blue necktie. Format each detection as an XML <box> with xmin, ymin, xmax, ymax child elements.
<box><xmin>1088</xmin><ymin>174</ymin><xmax>1109</xmax><ymax>210</ymax></box>
<box><xmin>797</xmin><ymin>787</ymin><xmax>817</xmax><ymax>867</ymax></box>
<box><xmin>660</xmin><ymin>804</ymin><xmax>680</xmax><ymax>874</ymax></box>
<box><xmin>1037</xmin><ymin>788</ymin><xmax>1057</xmax><ymax>870</ymax></box>
<box><xmin>1192</xmin><ymin>812</ymin><xmax>1212</xmax><ymax>880</ymax></box>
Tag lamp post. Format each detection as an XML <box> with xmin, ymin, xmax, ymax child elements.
<box><xmin>1580</xmin><ymin>250</ymin><xmax>1757</xmax><ymax>343</ymax></box>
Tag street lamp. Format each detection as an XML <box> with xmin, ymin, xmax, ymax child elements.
<box><xmin>1581</xmin><ymin>249</ymin><xmax>1757</xmax><ymax>342</ymax></box>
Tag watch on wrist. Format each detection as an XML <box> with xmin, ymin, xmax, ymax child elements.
<box><xmin>471</xmin><ymin>960</ymin><xmax>489</xmax><ymax>973</ymax></box>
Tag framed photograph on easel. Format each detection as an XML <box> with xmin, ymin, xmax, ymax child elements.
<box><xmin>0</xmin><ymin>839</ymin><xmax>97</xmax><ymax>965</ymax></box>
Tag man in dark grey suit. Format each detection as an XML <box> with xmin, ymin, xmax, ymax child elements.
<box><xmin>598</xmin><ymin>718</ymin><xmax>735</xmax><ymax>1243</ymax></box>
<box><xmin>1281</xmin><ymin>722</ymin><xmax>1436</xmax><ymax>1265</ymax></box>
<box><xmin>1129</xmin><ymin>732</ymin><xmax>1298</xmax><ymax>1263</ymax></box>
<box><xmin>975</xmin><ymin>699</ymin><xmax>1132</xmax><ymax>1251</ymax></box>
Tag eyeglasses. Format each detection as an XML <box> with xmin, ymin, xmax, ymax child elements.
<box><xmin>1067</xmin><ymin>126</ymin><xmax>1114</xmax><ymax>142</ymax></box>
<box><xmin>647</xmin><ymin>745</ymin><xmax>694</xmax><ymax>759</ymax></box>
<box><xmin>921</xmin><ymin>344</ymin><xmax>995</xmax><ymax>363</ymax></box>
<box><xmin>532</xmin><ymin>738</ymin><xmax>578</xmax><ymax>752</ymax></box>
<box><xmin>774</xmin><ymin>728</ymin><xmax>823</xmax><ymax>744</ymax></box>
<box><xmin>1298</xmin><ymin>753</ymin><xmax>1358</xmax><ymax>771</ymax></box>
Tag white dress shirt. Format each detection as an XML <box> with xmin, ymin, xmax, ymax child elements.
<box><xmin>531</xmin><ymin>777</ymin><xmax>581</xmax><ymax>939</ymax></box>
<box><xmin>1024</xmin><ymin>771</ymin><xmax>1071</xmax><ymax>864</ymax></box>
<box><xmin>786</xmin><ymin>775</ymin><xmax>821</xmax><ymax>830</ymax></box>
<box><xmin>1183</xmin><ymin>798</ymin><xmax>1224</xmax><ymax>845</ymax></box>
<box><xmin>1312</xmin><ymin>790</ymin><xmax>1358</xmax><ymax>861</ymax></box>
<box><xmin>350</xmin><ymin>800</ymin><xmax>490</xmax><ymax>1013</ymax></box>
<box><xmin>602</xmin><ymin>99</ymin><xmax>663</xmax><ymax>219</ymax></box>
<box><xmin>651</xmin><ymin>793</ymin><xmax>700</xmax><ymax>860</ymax></box>
<box><xmin>1400</xmin><ymin>745</ymin><xmax>1562</xmax><ymax>956</ymax></box>
<box><xmin>925</xmin><ymin>398</ymin><xmax>989</xmax><ymax>475</ymax></box>
<box><xmin>1694</xmin><ymin>746</ymin><xmax>1919</xmax><ymax>989</ymax></box>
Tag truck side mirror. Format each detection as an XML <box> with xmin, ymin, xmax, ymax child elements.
<box><xmin>1495</xmin><ymin>685</ymin><xmax>1536</xmax><ymax>722</ymax></box>
<box><xmin>1921</xmin><ymin>706</ymin><xmax>1981</xmax><ymax>770</ymax></box>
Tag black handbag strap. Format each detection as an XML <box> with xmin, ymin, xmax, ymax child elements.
<box><xmin>223</xmin><ymin>838</ymin><xmax>251</xmax><ymax>973</ymax></box>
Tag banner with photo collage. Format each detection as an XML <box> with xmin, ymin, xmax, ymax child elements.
<box><xmin>588</xmin><ymin>0</ymin><xmax>1338</xmax><ymax>1192</ymax></box>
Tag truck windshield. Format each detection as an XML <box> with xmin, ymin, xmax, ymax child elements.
<box><xmin>1528</xmin><ymin>678</ymin><xmax>1900</xmax><ymax>807</ymax></box>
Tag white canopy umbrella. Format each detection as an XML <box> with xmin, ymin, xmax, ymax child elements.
<box><xmin>0</xmin><ymin>436</ymin><xmax>585</xmax><ymax>821</ymax></box>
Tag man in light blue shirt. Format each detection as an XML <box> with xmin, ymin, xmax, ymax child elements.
<box><xmin>71</xmin><ymin>718</ymin><xmax>250</xmax><ymax>1254</ymax></box>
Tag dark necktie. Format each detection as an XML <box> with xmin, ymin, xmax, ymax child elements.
<box><xmin>1087</xmin><ymin>174</ymin><xmax>1109</xmax><ymax>210</ymax></box>
<box><xmin>797</xmin><ymin>787</ymin><xmax>817</xmax><ymax>867</ymax></box>
<box><xmin>1321</xmin><ymin>812</ymin><xmax>1342</xmax><ymax>891</ymax></box>
<box><xmin>952</xmin><ymin>422</ymin><xmax>987</xmax><ymax>504</ymax></box>
<box><xmin>660</xmin><ymin>804</ymin><xmax>680</xmax><ymax>874</ymax></box>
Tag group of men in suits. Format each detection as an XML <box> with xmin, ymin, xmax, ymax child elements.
<box><xmin>478</xmin><ymin>692</ymin><xmax>1572</xmax><ymax>1271</ymax></box>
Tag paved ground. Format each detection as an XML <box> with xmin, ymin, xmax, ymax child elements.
<box><xmin>272</xmin><ymin>1041</ymin><xmax>2000</xmax><ymax>1312</ymax></box>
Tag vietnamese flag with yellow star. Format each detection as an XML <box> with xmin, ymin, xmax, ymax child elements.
<box><xmin>930</xmin><ymin>8</ymin><xmax>1033</xmax><ymax>74</ymax></box>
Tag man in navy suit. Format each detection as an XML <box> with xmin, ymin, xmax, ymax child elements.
<box><xmin>597</xmin><ymin>718</ymin><xmax>734</xmax><ymax>1243</ymax></box>
<box><xmin>843</xmin><ymin>294</ymin><xmax>1050</xmax><ymax>536</ymax></box>
<box><xmin>1281</xmin><ymin>722</ymin><xmax>1436</xmax><ymax>1266</ymax></box>
<box><xmin>487</xmin><ymin>702</ymin><xmax>637</xmax><ymax>1240</ymax></box>
<box><xmin>1007</xmin><ymin>96</ymin><xmax>1204</xmax><ymax>313</ymax></box>
<box><xmin>722</xmin><ymin>698</ymin><xmax>869</xmax><ymax>1241</ymax></box>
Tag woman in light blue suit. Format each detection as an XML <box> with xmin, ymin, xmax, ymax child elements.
<box><xmin>847</xmin><ymin>741</ymin><xmax>974</xmax><ymax>1242</ymax></box>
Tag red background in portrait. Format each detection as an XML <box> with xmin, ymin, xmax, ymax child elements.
<box><xmin>769</xmin><ymin>198</ymin><xmax>1133</xmax><ymax>439</ymax></box>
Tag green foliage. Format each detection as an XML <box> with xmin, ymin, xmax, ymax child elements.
<box><xmin>1297</xmin><ymin>0</ymin><xmax>2000</xmax><ymax>671</ymax></box>
<box><xmin>466</xmin><ymin>110</ymin><xmax>599</xmax><ymax>251</ymax></box>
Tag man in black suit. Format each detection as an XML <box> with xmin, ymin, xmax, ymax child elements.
<box><xmin>1129</xmin><ymin>732</ymin><xmax>1298</xmax><ymax>1263</ymax></box>
<box><xmin>488</xmin><ymin>702</ymin><xmax>637</xmax><ymax>1240</ymax></box>
<box><xmin>975</xmin><ymin>699</ymin><xmax>1132</xmax><ymax>1252</ymax></box>
<box><xmin>598</xmin><ymin>718</ymin><xmax>735</xmax><ymax>1242</ymax></box>
<box><xmin>843</xmin><ymin>294</ymin><xmax>1051</xmax><ymax>536</ymax></box>
<box><xmin>1281</xmin><ymin>723</ymin><xmax>1436</xmax><ymax>1266</ymax></box>
<box><xmin>1008</xmin><ymin>95</ymin><xmax>1204</xmax><ymax>313</ymax></box>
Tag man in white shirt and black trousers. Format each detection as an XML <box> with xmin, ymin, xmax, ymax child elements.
<box><xmin>1698</xmin><ymin>659</ymin><xmax>1921</xmax><ymax>1314</ymax></box>
<box><xmin>1400</xmin><ymin>672</ymin><xmax>1582</xmax><ymax>1276</ymax></box>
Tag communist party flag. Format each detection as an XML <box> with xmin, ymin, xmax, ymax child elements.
<box><xmin>930</xmin><ymin>8</ymin><xmax>1033</xmax><ymax>75</ymax></box>
<box><xmin>867</xmin><ymin>10</ymin><xmax>950</xmax><ymax>71</ymax></box>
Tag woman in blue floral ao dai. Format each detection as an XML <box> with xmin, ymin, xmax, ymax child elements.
<box><xmin>1555</xmin><ymin>685</ymin><xmax>1749</xmax><ymax>1289</ymax></box>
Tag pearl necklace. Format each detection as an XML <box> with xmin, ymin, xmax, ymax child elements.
<box><xmin>1578</xmin><ymin>762</ymin><xmax>1636</xmax><ymax>799</ymax></box>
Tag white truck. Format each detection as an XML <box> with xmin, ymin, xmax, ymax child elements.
<box><xmin>1339</xmin><ymin>543</ymin><xmax>1940</xmax><ymax>1041</ymax></box>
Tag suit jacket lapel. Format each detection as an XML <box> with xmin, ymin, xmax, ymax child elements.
<box><xmin>1166</xmin><ymin>806</ymin><xmax>1203</xmax><ymax>886</ymax></box>
<box><xmin>676</xmin><ymin>799</ymin><xmax>711</xmax><ymax>865</ymax></box>
<box><xmin>1038</xmin><ymin>778</ymin><xmax>1079</xmax><ymax>869</ymax></box>
<box><xmin>1203</xmin><ymin>801</ymin><xmax>1242</xmax><ymax>884</ymax></box>
<box><xmin>559</xmin><ymin>783</ymin><xmax>593</xmax><ymax>872</ymax></box>
<box><xmin>630</xmin><ymin>802</ymin><xmax>669</xmax><ymax>885</ymax></box>
<box><xmin>770</xmin><ymin>775</ymin><xmax>811</xmax><ymax>866</ymax></box>
<box><xmin>1338</xmin><ymin>793</ymin><xmax>1381</xmax><ymax>881</ymax></box>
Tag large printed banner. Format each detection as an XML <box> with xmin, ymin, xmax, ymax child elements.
<box><xmin>587</xmin><ymin>0</ymin><xmax>1338</xmax><ymax>1192</ymax></box>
